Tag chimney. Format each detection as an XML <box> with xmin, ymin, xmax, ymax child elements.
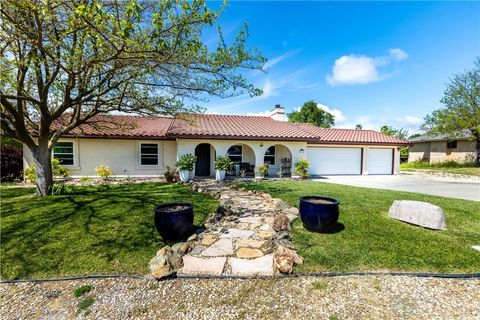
<box><xmin>270</xmin><ymin>104</ymin><xmax>287</xmax><ymax>121</ymax></box>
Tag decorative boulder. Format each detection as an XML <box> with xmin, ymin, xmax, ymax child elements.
<box><xmin>274</xmin><ymin>245</ymin><xmax>304</xmax><ymax>274</ymax></box>
<box><xmin>388</xmin><ymin>200</ymin><xmax>446</xmax><ymax>230</ymax></box>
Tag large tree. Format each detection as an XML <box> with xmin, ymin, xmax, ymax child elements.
<box><xmin>380</xmin><ymin>125</ymin><xmax>408</xmax><ymax>140</ymax></box>
<box><xmin>0</xmin><ymin>0</ymin><xmax>264</xmax><ymax>195</ymax></box>
<box><xmin>422</xmin><ymin>58</ymin><xmax>480</xmax><ymax>166</ymax></box>
<box><xmin>287</xmin><ymin>100</ymin><xmax>335</xmax><ymax>128</ymax></box>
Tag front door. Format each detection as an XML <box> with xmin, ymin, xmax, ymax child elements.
<box><xmin>195</xmin><ymin>143</ymin><xmax>211</xmax><ymax>176</ymax></box>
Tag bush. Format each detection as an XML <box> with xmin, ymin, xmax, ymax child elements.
<box><xmin>214</xmin><ymin>156</ymin><xmax>234</xmax><ymax>171</ymax></box>
<box><xmin>164</xmin><ymin>166</ymin><xmax>179</xmax><ymax>183</ymax></box>
<box><xmin>295</xmin><ymin>159</ymin><xmax>309</xmax><ymax>179</ymax></box>
<box><xmin>95</xmin><ymin>165</ymin><xmax>112</xmax><ymax>180</ymax></box>
<box><xmin>0</xmin><ymin>145</ymin><xmax>22</xmax><ymax>181</ymax></box>
<box><xmin>176</xmin><ymin>154</ymin><xmax>197</xmax><ymax>171</ymax></box>
<box><xmin>79</xmin><ymin>176</ymin><xmax>89</xmax><ymax>183</ymax></box>
<box><xmin>24</xmin><ymin>158</ymin><xmax>70</xmax><ymax>183</ymax></box>
<box><xmin>52</xmin><ymin>183</ymin><xmax>74</xmax><ymax>195</ymax></box>
<box><xmin>258</xmin><ymin>164</ymin><xmax>269</xmax><ymax>177</ymax></box>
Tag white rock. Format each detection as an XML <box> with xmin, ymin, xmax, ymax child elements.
<box><xmin>201</xmin><ymin>238</ymin><xmax>234</xmax><ymax>257</ymax></box>
<box><xmin>238</xmin><ymin>217</ymin><xmax>263</xmax><ymax>223</ymax></box>
<box><xmin>472</xmin><ymin>246</ymin><xmax>480</xmax><ymax>251</ymax></box>
<box><xmin>181</xmin><ymin>256</ymin><xmax>226</xmax><ymax>275</ymax></box>
<box><xmin>229</xmin><ymin>254</ymin><xmax>273</xmax><ymax>276</ymax></box>
<box><xmin>220</xmin><ymin>229</ymin><xmax>254</xmax><ymax>239</ymax></box>
<box><xmin>388</xmin><ymin>200</ymin><xmax>447</xmax><ymax>230</ymax></box>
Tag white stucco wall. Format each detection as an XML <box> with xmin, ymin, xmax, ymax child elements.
<box><xmin>23</xmin><ymin>138</ymin><xmax>177</xmax><ymax>177</ymax></box>
<box><xmin>176</xmin><ymin>138</ymin><xmax>306</xmax><ymax>178</ymax></box>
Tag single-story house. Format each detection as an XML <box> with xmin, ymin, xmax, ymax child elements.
<box><xmin>23</xmin><ymin>105</ymin><xmax>408</xmax><ymax>178</ymax></box>
<box><xmin>408</xmin><ymin>132</ymin><xmax>476</xmax><ymax>164</ymax></box>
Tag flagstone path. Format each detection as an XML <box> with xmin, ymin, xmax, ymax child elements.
<box><xmin>149</xmin><ymin>180</ymin><xmax>303</xmax><ymax>278</ymax></box>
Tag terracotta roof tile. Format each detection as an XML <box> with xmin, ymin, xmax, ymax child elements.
<box><xmin>60</xmin><ymin>113</ymin><xmax>409</xmax><ymax>145</ymax></box>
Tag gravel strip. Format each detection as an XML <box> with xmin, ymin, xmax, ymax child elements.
<box><xmin>1</xmin><ymin>276</ymin><xmax>479</xmax><ymax>319</ymax></box>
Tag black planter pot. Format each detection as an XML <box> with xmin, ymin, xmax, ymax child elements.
<box><xmin>154</xmin><ymin>203</ymin><xmax>194</xmax><ymax>241</ymax></box>
<box><xmin>299</xmin><ymin>196</ymin><xmax>340</xmax><ymax>233</ymax></box>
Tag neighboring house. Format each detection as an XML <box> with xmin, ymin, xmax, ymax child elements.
<box><xmin>408</xmin><ymin>132</ymin><xmax>476</xmax><ymax>163</ymax></box>
<box><xmin>23</xmin><ymin>105</ymin><xmax>408</xmax><ymax>178</ymax></box>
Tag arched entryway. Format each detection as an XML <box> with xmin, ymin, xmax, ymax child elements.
<box><xmin>226</xmin><ymin>143</ymin><xmax>256</xmax><ymax>177</ymax></box>
<box><xmin>195</xmin><ymin>143</ymin><xmax>215</xmax><ymax>177</ymax></box>
<box><xmin>263</xmin><ymin>144</ymin><xmax>293</xmax><ymax>177</ymax></box>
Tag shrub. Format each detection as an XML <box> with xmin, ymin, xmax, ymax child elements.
<box><xmin>52</xmin><ymin>183</ymin><xmax>74</xmax><ymax>195</ymax></box>
<box><xmin>164</xmin><ymin>166</ymin><xmax>179</xmax><ymax>183</ymax></box>
<box><xmin>0</xmin><ymin>145</ymin><xmax>23</xmax><ymax>182</ymax></box>
<box><xmin>79</xmin><ymin>176</ymin><xmax>89</xmax><ymax>183</ymax></box>
<box><xmin>214</xmin><ymin>156</ymin><xmax>234</xmax><ymax>171</ymax></box>
<box><xmin>176</xmin><ymin>154</ymin><xmax>197</xmax><ymax>171</ymax></box>
<box><xmin>295</xmin><ymin>159</ymin><xmax>309</xmax><ymax>179</ymax></box>
<box><xmin>24</xmin><ymin>158</ymin><xmax>70</xmax><ymax>183</ymax></box>
<box><xmin>95</xmin><ymin>165</ymin><xmax>112</xmax><ymax>180</ymax></box>
<box><xmin>258</xmin><ymin>163</ymin><xmax>269</xmax><ymax>177</ymax></box>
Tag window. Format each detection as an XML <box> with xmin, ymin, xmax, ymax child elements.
<box><xmin>53</xmin><ymin>142</ymin><xmax>74</xmax><ymax>165</ymax></box>
<box><xmin>140</xmin><ymin>143</ymin><xmax>159</xmax><ymax>165</ymax></box>
<box><xmin>227</xmin><ymin>145</ymin><xmax>242</xmax><ymax>164</ymax></box>
<box><xmin>447</xmin><ymin>141</ymin><xmax>457</xmax><ymax>149</ymax></box>
<box><xmin>264</xmin><ymin>146</ymin><xmax>275</xmax><ymax>165</ymax></box>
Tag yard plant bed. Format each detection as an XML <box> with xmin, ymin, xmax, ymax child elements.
<box><xmin>0</xmin><ymin>183</ymin><xmax>218</xmax><ymax>280</ymax></box>
<box><xmin>238</xmin><ymin>180</ymin><xmax>480</xmax><ymax>273</ymax></box>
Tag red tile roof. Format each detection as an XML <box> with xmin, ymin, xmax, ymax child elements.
<box><xmin>293</xmin><ymin>123</ymin><xmax>409</xmax><ymax>145</ymax></box>
<box><xmin>61</xmin><ymin>113</ymin><xmax>408</xmax><ymax>145</ymax></box>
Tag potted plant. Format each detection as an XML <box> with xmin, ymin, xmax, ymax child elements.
<box><xmin>176</xmin><ymin>154</ymin><xmax>196</xmax><ymax>182</ymax></box>
<box><xmin>214</xmin><ymin>156</ymin><xmax>234</xmax><ymax>181</ymax></box>
<box><xmin>295</xmin><ymin>159</ymin><xmax>309</xmax><ymax>179</ymax></box>
<box><xmin>258</xmin><ymin>163</ymin><xmax>269</xmax><ymax>178</ymax></box>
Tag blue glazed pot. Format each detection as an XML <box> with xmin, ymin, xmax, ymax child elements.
<box><xmin>154</xmin><ymin>203</ymin><xmax>194</xmax><ymax>241</ymax></box>
<box><xmin>299</xmin><ymin>196</ymin><xmax>340</xmax><ymax>233</ymax></box>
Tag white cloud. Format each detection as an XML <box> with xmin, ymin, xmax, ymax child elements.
<box><xmin>263</xmin><ymin>49</ymin><xmax>301</xmax><ymax>70</ymax></box>
<box><xmin>396</xmin><ymin>115</ymin><xmax>423</xmax><ymax>126</ymax></box>
<box><xmin>317</xmin><ymin>103</ymin><xmax>346</xmax><ymax>123</ymax></box>
<box><xmin>246</xmin><ymin>110</ymin><xmax>271</xmax><ymax>117</ymax></box>
<box><xmin>389</xmin><ymin>48</ymin><xmax>408</xmax><ymax>61</ymax></box>
<box><xmin>326</xmin><ymin>48</ymin><xmax>408</xmax><ymax>86</ymax></box>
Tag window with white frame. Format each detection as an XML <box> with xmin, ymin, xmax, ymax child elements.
<box><xmin>264</xmin><ymin>146</ymin><xmax>275</xmax><ymax>165</ymax></box>
<box><xmin>227</xmin><ymin>145</ymin><xmax>242</xmax><ymax>164</ymax></box>
<box><xmin>140</xmin><ymin>143</ymin><xmax>159</xmax><ymax>165</ymax></box>
<box><xmin>53</xmin><ymin>142</ymin><xmax>74</xmax><ymax>165</ymax></box>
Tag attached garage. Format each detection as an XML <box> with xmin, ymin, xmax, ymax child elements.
<box><xmin>367</xmin><ymin>148</ymin><xmax>393</xmax><ymax>175</ymax></box>
<box><xmin>308</xmin><ymin>147</ymin><xmax>362</xmax><ymax>175</ymax></box>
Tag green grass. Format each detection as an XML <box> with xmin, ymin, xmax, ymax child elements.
<box><xmin>401</xmin><ymin>161</ymin><xmax>480</xmax><ymax>176</ymax></box>
<box><xmin>78</xmin><ymin>297</ymin><xmax>95</xmax><ymax>310</ymax></box>
<box><xmin>0</xmin><ymin>183</ymin><xmax>218</xmax><ymax>280</ymax></box>
<box><xmin>74</xmin><ymin>285</ymin><xmax>93</xmax><ymax>298</ymax></box>
<box><xmin>238</xmin><ymin>180</ymin><xmax>480</xmax><ymax>273</ymax></box>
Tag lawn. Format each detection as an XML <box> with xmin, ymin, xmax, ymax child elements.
<box><xmin>401</xmin><ymin>161</ymin><xmax>480</xmax><ymax>176</ymax></box>
<box><xmin>0</xmin><ymin>183</ymin><xmax>218</xmax><ymax>280</ymax></box>
<box><xmin>238</xmin><ymin>180</ymin><xmax>480</xmax><ymax>273</ymax></box>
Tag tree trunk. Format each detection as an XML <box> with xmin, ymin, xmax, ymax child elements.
<box><xmin>31</xmin><ymin>144</ymin><xmax>53</xmax><ymax>196</ymax></box>
<box><xmin>476</xmin><ymin>135</ymin><xmax>480</xmax><ymax>167</ymax></box>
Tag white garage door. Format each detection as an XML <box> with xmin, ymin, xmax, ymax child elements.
<box><xmin>308</xmin><ymin>147</ymin><xmax>362</xmax><ymax>175</ymax></box>
<box><xmin>367</xmin><ymin>148</ymin><xmax>393</xmax><ymax>175</ymax></box>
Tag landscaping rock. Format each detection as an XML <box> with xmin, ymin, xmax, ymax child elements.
<box><xmin>149</xmin><ymin>246</ymin><xmax>174</xmax><ymax>279</ymax></box>
<box><xmin>181</xmin><ymin>256</ymin><xmax>226</xmax><ymax>275</ymax></box>
<box><xmin>200</xmin><ymin>234</ymin><xmax>218</xmax><ymax>246</ymax></box>
<box><xmin>236</xmin><ymin>248</ymin><xmax>264</xmax><ymax>258</ymax></box>
<box><xmin>236</xmin><ymin>239</ymin><xmax>265</xmax><ymax>249</ymax></box>
<box><xmin>388</xmin><ymin>200</ymin><xmax>447</xmax><ymax>230</ymax></box>
<box><xmin>220</xmin><ymin>229</ymin><xmax>254</xmax><ymax>239</ymax></box>
<box><xmin>229</xmin><ymin>254</ymin><xmax>274</xmax><ymax>276</ymax></box>
<box><xmin>201</xmin><ymin>239</ymin><xmax>234</xmax><ymax>257</ymax></box>
<box><xmin>273</xmin><ymin>215</ymin><xmax>290</xmax><ymax>231</ymax></box>
<box><xmin>274</xmin><ymin>245</ymin><xmax>304</xmax><ymax>274</ymax></box>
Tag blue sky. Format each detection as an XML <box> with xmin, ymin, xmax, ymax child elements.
<box><xmin>200</xmin><ymin>1</ymin><xmax>479</xmax><ymax>133</ymax></box>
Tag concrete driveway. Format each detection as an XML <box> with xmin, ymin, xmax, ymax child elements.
<box><xmin>312</xmin><ymin>175</ymin><xmax>480</xmax><ymax>201</ymax></box>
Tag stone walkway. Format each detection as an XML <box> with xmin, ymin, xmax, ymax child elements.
<box><xmin>149</xmin><ymin>180</ymin><xmax>303</xmax><ymax>278</ymax></box>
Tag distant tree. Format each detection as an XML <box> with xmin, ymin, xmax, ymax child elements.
<box><xmin>408</xmin><ymin>133</ymin><xmax>422</xmax><ymax>139</ymax></box>
<box><xmin>355</xmin><ymin>124</ymin><xmax>363</xmax><ymax>129</ymax></box>
<box><xmin>380</xmin><ymin>125</ymin><xmax>408</xmax><ymax>140</ymax></box>
<box><xmin>0</xmin><ymin>0</ymin><xmax>264</xmax><ymax>195</ymax></box>
<box><xmin>422</xmin><ymin>58</ymin><xmax>480</xmax><ymax>166</ymax></box>
<box><xmin>287</xmin><ymin>100</ymin><xmax>335</xmax><ymax>128</ymax></box>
